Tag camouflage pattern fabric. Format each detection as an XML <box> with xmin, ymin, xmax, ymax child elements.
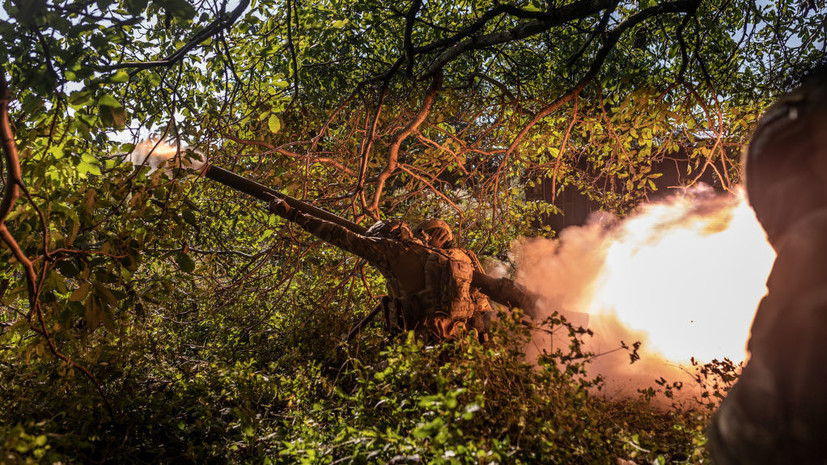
<box><xmin>275</xmin><ymin>201</ymin><xmax>493</xmax><ymax>343</ymax></box>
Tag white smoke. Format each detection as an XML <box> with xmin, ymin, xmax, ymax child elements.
<box><xmin>123</xmin><ymin>139</ymin><xmax>207</xmax><ymax>174</ymax></box>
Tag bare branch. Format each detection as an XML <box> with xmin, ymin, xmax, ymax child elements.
<box><xmin>357</xmin><ymin>83</ymin><xmax>389</xmax><ymax>196</ymax></box>
<box><xmin>368</xmin><ymin>71</ymin><xmax>442</xmax><ymax>217</ymax></box>
<box><xmin>223</xmin><ymin>134</ymin><xmax>356</xmax><ymax>176</ymax></box>
<box><xmin>102</xmin><ymin>0</ymin><xmax>251</xmax><ymax>73</ymax></box>
<box><xmin>425</xmin><ymin>0</ymin><xmax>617</xmax><ymax>75</ymax></box>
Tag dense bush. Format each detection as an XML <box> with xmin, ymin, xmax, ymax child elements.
<box><xmin>1</xmin><ymin>307</ymin><xmax>714</xmax><ymax>464</ymax></box>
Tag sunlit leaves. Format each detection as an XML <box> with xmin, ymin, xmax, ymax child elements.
<box><xmin>267</xmin><ymin>114</ymin><xmax>281</xmax><ymax>134</ymax></box>
<box><xmin>110</xmin><ymin>70</ymin><xmax>130</xmax><ymax>83</ymax></box>
<box><xmin>77</xmin><ymin>153</ymin><xmax>103</xmax><ymax>177</ymax></box>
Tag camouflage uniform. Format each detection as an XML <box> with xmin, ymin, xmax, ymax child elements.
<box><xmin>271</xmin><ymin>201</ymin><xmax>491</xmax><ymax>343</ymax></box>
<box><xmin>414</xmin><ymin>219</ymin><xmax>494</xmax><ymax>342</ymax></box>
<box><xmin>709</xmin><ymin>71</ymin><xmax>827</xmax><ymax>464</ymax></box>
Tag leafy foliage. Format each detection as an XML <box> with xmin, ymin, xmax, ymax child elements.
<box><xmin>0</xmin><ymin>0</ymin><xmax>824</xmax><ymax>462</ymax></box>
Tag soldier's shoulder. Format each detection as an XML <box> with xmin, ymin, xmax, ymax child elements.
<box><xmin>782</xmin><ymin>211</ymin><xmax>827</xmax><ymax>253</ymax></box>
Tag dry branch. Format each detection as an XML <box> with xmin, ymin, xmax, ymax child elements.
<box><xmin>368</xmin><ymin>71</ymin><xmax>443</xmax><ymax>217</ymax></box>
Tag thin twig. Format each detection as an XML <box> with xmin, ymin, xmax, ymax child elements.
<box><xmin>0</xmin><ymin>73</ymin><xmax>115</xmax><ymax>417</ymax></box>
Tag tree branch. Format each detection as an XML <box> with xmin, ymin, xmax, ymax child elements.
<box><xmin>414</xmin><ymin>1</ymin><xmax>589</xmax><ymax>57</ymax></box>
<box><xmin>368</xmin><ymin>71</ymin><xmax>442</xmax><ymax>217</ymax></box>
<box><xmin>565</xmin><ymin>0</ymin><xmax>619</xmax><ymax>68</ymax></box>
<box><xmin>425</xmin><ymin>0</ymin><xmax>616</xmax><ymax>75</ymax></box>
<box><xmin>357</xmin><ymin>83</ymin><xmax>388</xmax><ymax>197</ymax></box>
<box><xmin>0</xmin><ymin>72</ymin><xmax>114</xmax><ymax>418</ymax></box>
<box><xmin>102</xmin><ymin>0</ymin><xmax>251</xmax><ymax>73</ymax></box>
<box><xmin>403</xmin><ymin>0</ymin><xmax>423</xmax><ymax>76</ymax></box>
<box><xmin>286</xmin><ymin>0</ymin><xmax>300</xmax><ymax>105</ymax></box>
<box><xmin>505</xmin><ymin>0</ymin><xmax>701</xmax><ymax>159</ymax></box>
<box><xmin>223</xmin><ymin>134</ymin><xmax>356</xmax><ymax>177</ymax></box>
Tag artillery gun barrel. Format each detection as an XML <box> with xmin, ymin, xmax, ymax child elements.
<box><xmin>202</xmin><ymin>164</ymin><xmax>538</xmax><ymax>313</ymax></box>
<box><xmin>470</xmin><ymin>272</ymin><xmax>537</xmax><ymax>317</ymax></box>
<box><xmin>204</xmin><ymin>164</ymin><xmax>368</xmax><ymax>234</ymax></box>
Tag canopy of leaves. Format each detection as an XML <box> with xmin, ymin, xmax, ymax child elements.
<box><xmin>0</xmin><ymin>0</ymin><xmax>823</xmax><ymax>462</ymax></box>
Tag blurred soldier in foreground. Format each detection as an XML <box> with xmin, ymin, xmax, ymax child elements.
<box><xmin>709</xmin><ymin>70</ymin><xmax>827</xmax><ymax>463</ymax></box>
<box><xmin>269</xmin><ymin>198</ymin><xmax>493</xmax><ymax>343</ymax></box>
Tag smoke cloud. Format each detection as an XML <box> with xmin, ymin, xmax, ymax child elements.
<box><xmin>511</xmin><ymin>187</ymin><xmax>776</xmax><ymax>407</ymax></box>
<box><xmin>124</xmin><ymin>139</ymin><xmax>207</xmax><ymax>173</ymax></box>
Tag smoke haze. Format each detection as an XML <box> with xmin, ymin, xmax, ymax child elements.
<box><xmin>512</xmin><ymin>187</ymin><xmax>776</xmax><ymax>406</ymax></box>
<box><xmin>124</xmin><ymin>139</ymin><xmax>207</xmax><ymax>173</ymax></box>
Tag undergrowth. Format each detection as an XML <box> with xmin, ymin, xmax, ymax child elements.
<box><xmin>0</xmin><ymin>305</ymin><xmax>727</xmax><ymax>464</ymax></box>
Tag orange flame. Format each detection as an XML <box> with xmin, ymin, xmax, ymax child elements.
<box><xmin>515</xmin><ymin>186</ymin><xmax>776</xmax><ymax>402</ymax></box>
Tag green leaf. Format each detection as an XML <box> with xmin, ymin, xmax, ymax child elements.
<box><xmin>412</xmin><ymin>417</ymin><xmax>445</xmax><ymax>439</ymax></box>
<box><xmin>268</xmin><ymin>114</ymin><xmax>281</xmax><ymax>134</ymax></box>
<box><xmin>68</xmin><ymin>90</ymin><xmax>94</xmax><ymax>108</ymax></box>
<box><xmin>182</xmin><ymin>208</ymin><xmax>199</xmax><ymax>227</ymax></box>
<box><xmin>70</xmin><ymin>282</ymin><xmax>91</xmax><ymax>302</ymax></box>
<box><xmin>110</xmin><ymin>69</ymin><xmax>130</xmax><ymax>83</ymax></box>
<box><xmin>85</xmin><ymin>294</ymin><xmax>102</xmax><ymax>330</ymax></box>
<box><xmin>78</xmin><ymin>160</ymin><xmax>102</xmax><ymax>176</ymax></box>
<box><xmin>86</xmin><ymin>162</ymin><xmax>102</xmax><ymax>176</ymax></box>
<box><xmin>157</xmin><ymin>0</ymin><xmax>196</xmax><ymax>19</ymax></box>
<box><xmin>124</xmin><ymin>0</ymin><xmax>149</xmax><ymax>14</ymax></box>
<box><xmin>56</xmin><ymin>260</ymin><xmax>80</xmax><ymax>278</ymax></box>
<box><xmin>121</xmin><ymin>250</ymin><xmax>141</xmax><ymax>272</ymax></box>
<box><xmin>99</xmin><ymin>105</ymin><xmax>126</xmax><ymax>128</ymax></box>
<box><xmin>48</xmin><ymin>145</ymin><xmax>65</xmax><ymax>160</ymax></box>
<box><xmin>13</xmin><ymin>0</ymin><xmax>47</xmax><ymax>25</ymax></box>
<box><xmin>98</xmin><ymin>94</ymin><xmax>122</xmax><ymax>108</ymax></box>
<box><xmin>175</xmin><ymin>251</ymin><xmax>196</xmax><ymax>273</ymax></box>
<box><xmin>94</xmin><ymin>283</ymin><xmax>120</xmax><ymax>309</ymax></box>
<box><xmin>21</xmin><ymin>96</ymin><xmax>45</xmax><ymax>115</ymax></box>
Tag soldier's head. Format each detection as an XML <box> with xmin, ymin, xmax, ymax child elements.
<box><xmin>365</xmin><ymin>220</ymin><xmax>414</xmax><ymax>241</ymax></box>
<box><xmin>414</xmin><ymin>219</ymin><xmax>454</xmax><ymax>248</ymax></box>
<box><xmin>745</xmin><ymin>69</ymin><xmax>827</xmax><ymax>249</ymax></box>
